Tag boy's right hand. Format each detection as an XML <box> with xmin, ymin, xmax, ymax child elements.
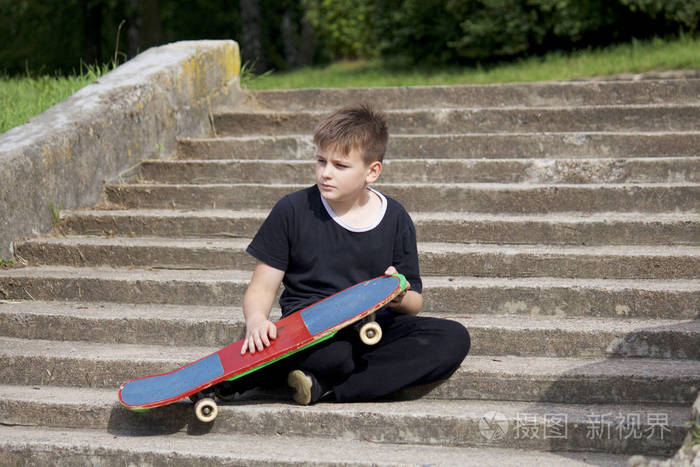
<box><xmin>241</xmin><ymin>316</ymin><xmax>278</xmax><ymax>355</ymax></box>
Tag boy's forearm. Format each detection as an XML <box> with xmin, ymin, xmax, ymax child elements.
<box><xmin>391</xmin><ymin>290</ymin><xmax>423</xmax><ymax>316</ymax></box>
<box><xmin>242</xmin><ymin>260</ymin><xmax>285</xmax><ymax>324</ymax></box>
<box><xmin>242</xmin><ymin>283</ymin><xmax>275</xmax><ymax>324</ymax></box>
<box><xmin>240</xmin><ymin>261</ymin><xmax>284</xmax><ymax>354</ymax></box>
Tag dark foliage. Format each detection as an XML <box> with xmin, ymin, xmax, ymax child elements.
<box><xmin>376</xmin><ymin>0</ymin><xmax>699</xmax><ymax>65</ymax></box>
<box><xmin>0</xmin><ymin>0</ymin><xmax>697</xmax><ymax>75</ymax></box>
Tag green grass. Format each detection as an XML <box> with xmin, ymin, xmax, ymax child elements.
<box><xmin>244</xmin><ymin>35</ymin><xmax>700</xmax><ymax>90</ymax></box>
<box><xmin>0</xmin><ymin>66</ymin><xmax>106</xmax><ymax>134</ymax></box>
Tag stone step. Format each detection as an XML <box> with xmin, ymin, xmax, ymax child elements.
<box><xmin>213</xmin><ymin>106</ymin><xmax>700</xmax><ymax>136</ymax></box>
<box><xmin>177</xmin><ymin>132</ymin><xmax>700</xmax><ymax>160</ymax></box>
<box><xmin>0</xmin><ymin>267</ymin><xmax>697</xmax><ymax>319</ymax></box>
<box><xmin>240</xmin><ymin>79</ymin><xmax>700</xmax><ymax>111</ymax></box>
<box><xmin>0</xmin><ymin>425</ymin><xmax>636</xmax><ymax>467</ymax></box>
<box><xmin>0</xmin><ymin>266</ymin><xmax>250</xmax><ymax>306</ymax></box>
<box><xmin>103</xmin><ymin>182</ymin><xmax>700</xmax><ymax>213</ymax></box>
<box><xmin>60</xmin><ymin>209</ymin><xmax>700</xmax><ymax>246</ymax></box>
<box><xmin>418</xmin><ymin>243</ymin><xmax>700</xmax><ymax>280</ymax></box>
<box><xmin>15</xmin><ymin>237</ymin><xmax>700</xmax><ymax>279</ymax></box>
<box><xmin>132</xmin><ymin>157</ymin><xmax>700</xmax><ymax>185</ymax></box>
<box><xmin>60</xmin><ymin>208</ymin><xmax>268</xmax><ymax>239</ymax></box>
<box><xmin>0</xmin><ymin>301</ymin><xmax>250</xmax><ymax>347</ymax></box>
<box><xmin>1</xmin><ymin>336</ymin><xmax>698</xmax><ymax>405</ymax></box>
<box><xmin>0</xmin><ymin>384</ymin><xmax>688</xmax><ymax>456</ymax></box>
<box><xmin>1</xmin><ymin>302</ymin><xmax>697</xmax><ymax>359</ymax></box>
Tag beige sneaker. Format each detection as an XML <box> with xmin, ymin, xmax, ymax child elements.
<box><xmin>287</xmin><ymin>369</ymin><xmax>324</xmax><ymax>405</ymax></box>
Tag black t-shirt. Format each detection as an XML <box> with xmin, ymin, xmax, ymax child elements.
<box><xmin>247</xmin><ymin>185</ymin><xmax>422</xmax><ymax>317</ymax></box>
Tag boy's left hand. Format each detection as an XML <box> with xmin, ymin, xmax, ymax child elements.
<box><xmin>385</xmin><ymin>266</ymin><xmax>410</xmax><ymax>308</ymax></box>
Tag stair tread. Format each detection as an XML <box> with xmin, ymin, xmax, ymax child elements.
<box><xmin>413</xmin><ymin>211</ymin><xmax>700</xmax><ymax>222</ymax></box>
<box><xmin>216</xmin><ymin>103</ymin><xmax>700</xmax><ymax>113</ymax></box>
<box><xmin>0</xmin><ymin>299</ymin><xmax>246</xmax><ymax>322</ymax></box>
<box><xmin>182</xmin><ymin>129</ymin><xmax>700</xmax><ymax>140</ymax></box>
<box><xmin>63</xmin><ymin>208</ymin><xmax>700</xmax><ymax>223</ymax></box>
<box><xmin>0</xmin><ymin>425</ymin><xmax>635</xmax><ymax>466</ymax></box>
<box><xmin>3</xmin><ymin>266</ymin><xmax>699</xmax><ymax>289</ymax></box>
<box><xmin>2</xmin><ymin>336</ymin><xmax>698</xmax><ymax>378</ymax></box>
<box><xmin>2</xmin><ymin>299</ymin><xmax>697</xmax><ymax>331</ymax></box>
<box><xmin>19</xmin><ymin>235</ymin><xmax>700</xmax><ymax>256</ymax></box>
<box><xmin>140</xmin><ymin>156</ymin><xmax>700</xmax><ymax>163</ymax></box>
<box><xmin>110</xmin><ymin>181</ymin><xmax>700</xmax><ymax>188</ymax></box>
<box><xmin>0</xmin><ymin>265</ymin><xmax>252</xmax><ymax>281</ymax></box>
<box><xmin>0</xmin><ymin>383</ymin><xmax>691</xmax><ymax>422</ymax></box>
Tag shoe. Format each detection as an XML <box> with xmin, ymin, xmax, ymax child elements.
<box><xmin>287</xmin><ymin>369</ymin><xmax>327</xmax><ymax>405</ymax></box>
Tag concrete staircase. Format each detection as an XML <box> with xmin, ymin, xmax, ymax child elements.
<box><xmin>1</xmin><ymin>78</ymin><xmax>699</xmax><ymax>465</ymax></box>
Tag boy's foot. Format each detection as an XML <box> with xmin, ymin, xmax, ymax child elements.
<box><xmin>287</xmin><ymin>369</ymin><xmax>329</xmax><ymax>405</ymax></box>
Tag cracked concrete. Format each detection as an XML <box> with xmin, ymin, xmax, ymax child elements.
<box><xmin>0</xmin><ymin>40</ymin><xmax>242</xmax><ymax>258</ymax></box>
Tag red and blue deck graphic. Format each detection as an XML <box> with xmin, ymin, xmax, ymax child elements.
<box><xmin>119</xmin><ymin>274</ymin><xmax>406</xmax><ymax>410</ymax></box>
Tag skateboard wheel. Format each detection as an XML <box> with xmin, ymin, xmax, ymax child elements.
<box><xmin>360</xmin><ymin>321</ymin><xmax>382</xmax><ymax>345</ymax></box>
<box><xmin>194</xmin><ymin>397</ymin><xmax>218</xmax><ymax>423</ymax></box>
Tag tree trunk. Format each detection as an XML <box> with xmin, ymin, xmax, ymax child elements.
<box><xmin>240</xmin><ymin>0</ymin><xmax>267</xmax><ymax>72</ymax></box>
<box><xmin>82</xmin><ymin>0</ymin><xmax>103</xmax><ymax>65</ymax></box>
<box><xmin>298</xmin><ymin>13</ymin><xmax>316</xmax><ymax>67</ymax></box>
<box><xmin>281</xmin><ymin>9</ymin><xmax>299</xmax><ymax>69</ymax></box>
<box><xmin>128</xmin><ymin>0</ymin><xmax>163</xmax><ymax>57</ymax></box>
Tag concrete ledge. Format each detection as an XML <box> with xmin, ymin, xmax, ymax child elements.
<box><xmin>0</xmin><ymin>40</ymin><xmax>241</xmax><ymax>258</ymax></box>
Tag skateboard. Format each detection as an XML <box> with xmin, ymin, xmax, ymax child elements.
<box><xmin>118</xmin><ymin>273</ymin><xmax>408</xmax><ymax>422</ymax></box>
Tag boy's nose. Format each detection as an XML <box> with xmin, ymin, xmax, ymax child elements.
<box><xmin>321</xmin><ymin>164</ymin><xmax>333</xmax><ymax>178</ymax></box>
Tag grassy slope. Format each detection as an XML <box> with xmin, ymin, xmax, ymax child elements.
<box><xmin>0</xmin><ymin>72</ymin><xmax>100</xmax><ymax>134</ymax></box>
<box><xmin>244</xmin><ymin>36</ymin><xmax>700</xmax><ymax>90</ymax></box>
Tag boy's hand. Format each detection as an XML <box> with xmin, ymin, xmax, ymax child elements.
<box><xmin>240</xmin><ymin>261</ymin><xmax>284</xmax><ymax>355</ymax></box>
<box><xmin>384</xmin><ymin>266</ymin><xmax>410</xmax><ymax>308</ymax></box>
<box><xmin>241</xmin><ymin>315</ymin><xmax>278</xmax><ymax>355</ymax></box>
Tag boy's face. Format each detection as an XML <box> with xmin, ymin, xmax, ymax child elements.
<box><xmin>315</xmin><ymin>146</ymin><xmax>382</xmax><ymax>205</ymax></box>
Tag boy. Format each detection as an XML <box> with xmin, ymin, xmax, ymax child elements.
<box><xmin>221</xmin><ymin>104</ymin><xmax>469</xmax><ymax>405</ymax></box>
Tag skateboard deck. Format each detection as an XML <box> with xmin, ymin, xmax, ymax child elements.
<box><xmin>118</xmin><ymin>273</ymin><xmax>408</xmax><ymax>421</ymax></box>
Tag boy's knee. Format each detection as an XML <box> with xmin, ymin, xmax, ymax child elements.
<box><xmin>421</xmin><ymin>318</ymin><xmax>470</xmax><ymax>383</ymax></box>
<box><xmin>428</xmin><ymin>319</ymin><xmax>470</xmax><ymax>369</ymax></box>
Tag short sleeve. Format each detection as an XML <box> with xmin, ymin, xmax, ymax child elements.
<box><xmin>392</xmin><ymin>210</ymin><xmax>422</xmax><ymax>294</ymax></box>
<box><xmin>246</xmin><ymin>196</ymin><xmax>292</xmax><ymax>271</ymax></box>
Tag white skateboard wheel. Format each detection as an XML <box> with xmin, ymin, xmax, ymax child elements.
<box><xmin>194</xmin><ymin>397</ymin><xmax>218</xmax><ymax>423</ymax></box>
<box><xmin>360</xmin><ymin>321</ymin><xmax>382</xmax><ymax>345</ymax></box>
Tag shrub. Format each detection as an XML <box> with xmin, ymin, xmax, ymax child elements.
<box><xmin>302</xmin><ymin>0</ymin><xmax>379</xmax><ymax>61</ymax></box>
<box><xmin>375</xmin><ymin>0</ymin><xmax>699</xmax><ymax>65</ymax></box>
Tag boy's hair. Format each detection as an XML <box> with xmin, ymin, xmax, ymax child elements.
<box><xmin>313</xmin><ymin>104</ymin><xmax>389</xmax><ymax>164</ymax></box>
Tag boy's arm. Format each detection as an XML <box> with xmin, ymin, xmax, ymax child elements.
<box><xmin>384</xmin><ymin>266</ymin><xmax>423</xmax><ymax>316</ymax></box>
<box><xmin>241</xmin><ymin>260</ymin><xmax>285</xmax><ymax>355</ymax></box>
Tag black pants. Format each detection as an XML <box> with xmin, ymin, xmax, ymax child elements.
<box><xmin>241</xmin><ymin>311</ymin><xmax>470</xmax><ymax>402</ymax></box>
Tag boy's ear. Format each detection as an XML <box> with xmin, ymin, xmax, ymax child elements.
<box><xmin>365</xmin><ymin>160</ymin><xmax>382</xmax><ymax>184</ymax></box>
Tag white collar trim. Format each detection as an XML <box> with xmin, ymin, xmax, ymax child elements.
<box><xmin>320</xmin><ymin>187</ymin><xmax>387</xmax><ymax>233</ymax></box>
